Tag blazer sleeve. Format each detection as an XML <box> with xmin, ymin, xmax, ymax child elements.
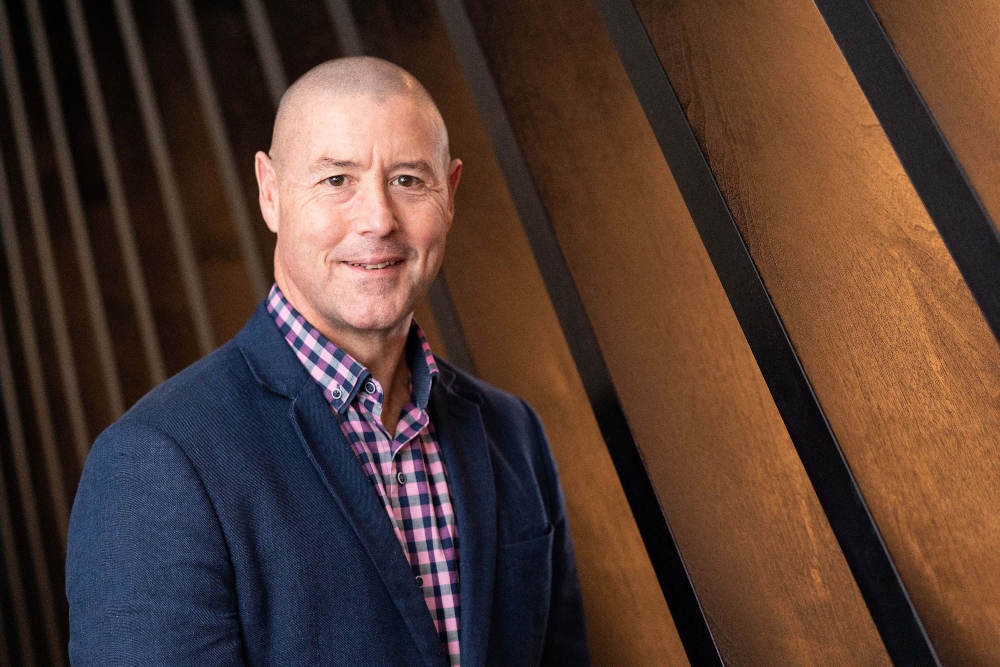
<box><xmin>66</xmin><ymin>421</ymin><xmax>246</xmax><ymax>667</ymax></box>
<box><xmin>521</xmin><ymin>399</ymin><xmax>592</xmax><ymax>667</ymax></box>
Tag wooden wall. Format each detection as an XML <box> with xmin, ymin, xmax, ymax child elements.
<box><xmin>0</xmin><ymin>0</ymin><xmax>998</xmax><ymax>665</ymax></box>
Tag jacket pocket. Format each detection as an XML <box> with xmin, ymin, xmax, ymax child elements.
<box><xmin>491</xmin><ymin>523</ymin><xmax>554</xmax><ymax>666</ymax></box>
<box><xmin>502</xmin><ymin>522</ymin><xmax>554</xmax><ymax>569</ymax></box>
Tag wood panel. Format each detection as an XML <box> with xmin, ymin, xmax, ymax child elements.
<box><xmin>634</xmin><ymin>0</ymin><xmax>1000</xmax><ymax>664</ymax></box>
<box><xmin>457</xmin><ymin>1</ymin><xmax>890</xmax><ymax>665</ymax></box>
<box><xmin>869</xmin><ymin>1</ymin><xmax>1000</xmax><ymax>239</ymax></box>
<box><xmin>352</xmin><ymin>2</ymin><xmax>690</xmax><ymax>665</ymax></box>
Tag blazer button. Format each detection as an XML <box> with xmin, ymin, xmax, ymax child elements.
<box><xmin>397</xmin><ymin>471</ymin><xmax>406</xmax><ymax>484</ymax></box>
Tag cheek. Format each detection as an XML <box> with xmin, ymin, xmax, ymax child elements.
<box><xmin>281</xmin><ymin>210</ymin><xmax>347</xmax><ymax>258</ymax></box>
<box><xmin>406</xmin><ymin>208</ymin><xmax>450</xmax><ymax>250</ymax></box>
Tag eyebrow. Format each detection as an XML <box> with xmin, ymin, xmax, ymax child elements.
<box><xmin>391</xmin><ymin>160</ymin><xmax>435</xmax><ymax>175</ymax></box>
<box><xmin>307</xmin><ymin>157</ymin><xmax>437</xmax><ymax>176</ymax></box>
<box><xmin>308</xmin><ymin>157</ymin><xmax>363</xmax><ymax>173</ymax></box>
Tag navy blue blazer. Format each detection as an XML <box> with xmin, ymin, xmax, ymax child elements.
<box><xmin>66</xmin><ymin>302</ymin><xmax>590</xmax><ymax>666</ymax></box>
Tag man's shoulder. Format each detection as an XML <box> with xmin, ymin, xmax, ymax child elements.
<box><xmin>104</xmin><ymin>339</ymin><xmax>267</xmax><ymax>446</ymax></box>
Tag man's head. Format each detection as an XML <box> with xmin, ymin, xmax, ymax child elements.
<box><xmin>255</xmin><ymin>57</ymin><xmax>462</xmax><ymax>342</ymax></box>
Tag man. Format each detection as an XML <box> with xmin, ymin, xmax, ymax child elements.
<box><xmin>66</xmin><ymin>57</ymin><xmax>590</xmax><ymax>666</ymax></box>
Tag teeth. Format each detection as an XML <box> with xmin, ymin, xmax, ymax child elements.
<box><xmin>349</xmin><ymin>260</ymin><xmax>400</xmax><ymax>270</ymax></box>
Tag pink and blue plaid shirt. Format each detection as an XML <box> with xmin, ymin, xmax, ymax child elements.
<box><xmin>267</xmin><ymin>285</ymin><xmax>461</xmax><ymax>666</ymax></box>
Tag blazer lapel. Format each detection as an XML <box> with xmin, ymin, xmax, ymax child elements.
<box><xmin>290</xmin><ymin>381</ymin><xmax>448</xmax><ymax>667</ymax></box>
<box><xmin>238</xmin><ymin>303</ymin><xmax>447</xmax><ymax>667</ymax></box>
<box><xmin>430</xmin><ymin>377</ymin><xmax>497</xmax><ymax>667</ymax></box>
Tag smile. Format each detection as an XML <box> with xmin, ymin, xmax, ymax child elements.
<box><xmin>345</xmin><ymin>259</ymin><xmax>403</xmax><ymax>270</ymax></box>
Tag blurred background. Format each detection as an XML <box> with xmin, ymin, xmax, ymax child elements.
<box><xmin>1</xmin><ymin>0</ymin><xmax>1000</xmax><ymax>665</ymax></box>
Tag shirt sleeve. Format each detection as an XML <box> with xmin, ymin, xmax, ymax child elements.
<box><xmin>521</xmin><ymin>399</ymin><xmax>593</xmax><ymax>667</ymax></box>
<box><xmin>66</xmin><ymin>421</ymin><xmax>246</xmax><ymax>667</ymax></box>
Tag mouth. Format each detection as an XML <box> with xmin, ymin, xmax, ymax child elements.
<box><xmin>344</xmin><ymin>259</ymin><xmax>403</xmax><ymax>271</ymax></box>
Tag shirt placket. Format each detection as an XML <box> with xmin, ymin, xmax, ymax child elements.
<box><xmin>360</xmin><ymin>379</ymin><xmax>427</xmax><ymax>559</ymax></box>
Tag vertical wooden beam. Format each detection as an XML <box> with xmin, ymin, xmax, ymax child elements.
<box><xmin>63</xmin><ymin>0</ymin><xmax>166</xmax><ymax>386</ymax></box>
<box><xmin>0</xmin><ymin>143</ymin><xmax>65</xmax><ymax>665</ymax></box>
<box><xmin>22</xmin><ymin>0</ymin><xmax>123</xmax><ymax>421</ymax></box>
<box><xmin>240</xmin><ymin>0</ymin><xmax>287</xmax><ymax>109</ymax></box>
<box><xmin>0</xmin><ymin>329</ymin><xmax>32</xmax><ymax>665</ymax></box>
<box><xmin>111</xmin><ymin>0</ymin><xmax>215</xmax><ymax>355</ymax></box>
<box><xmin>323</xmin><ymin>0</ymin><xmax>363</xmax><ymax>56</ymax></box>
<box><xmin>0</xmin><ymin>0</ymin><xmax>91</xmax><ymax>468</ymax></box>
<box><xmin>169</xmin><ymin>0</ymin><xmax>268</xmax><ymax>300</ymax></box>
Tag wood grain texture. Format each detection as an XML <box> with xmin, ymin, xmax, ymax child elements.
<box><xmin>460</xmin><ymin>1</ymin><xmax>891</xmax><ymax>665</ymax></box>
<box><xmin>869</xmin><ymin>1</ymin><xmax>1000</xmax><ymax>239</ymax></box>
<box><xmin>352</xmin><ymin>2</ymin><xmax>691</xmax><ymax>665</ymax></box>
<box><xmin>634</xmin><ymin>0</ymin><xmax>1000</xmax><ymax>664</ymax></box>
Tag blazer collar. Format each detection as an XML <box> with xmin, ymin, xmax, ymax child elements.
<box><xmin>236</xmin><ymin>300</ymin><xmax>311</xmax><ymax>399</ymax></box>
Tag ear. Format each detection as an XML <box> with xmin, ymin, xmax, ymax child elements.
<box><xmin>446</xmin><ymin>158</ymin><xmax>463</xmax><ymax>221</ymax></box>
<box><xmin>256</xmin><ymin>151</ymin><xmax>280</xmax><ymax>233</ymax></box>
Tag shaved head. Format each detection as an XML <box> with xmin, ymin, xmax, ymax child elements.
<box><xmin>254</xmin><ymin>55</ymin><xmax>462</xmax><ymax>365</ymax></box>
<box><xmin>269</xmin><ymin>57</ymin><xmax>449</xmax><ymax>172</ymax></box>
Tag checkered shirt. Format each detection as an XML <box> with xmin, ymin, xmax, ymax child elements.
<box><xmin>267</xmin><ymin>285</ymin><xmax>461</xmax><ymax>666</ymax></box>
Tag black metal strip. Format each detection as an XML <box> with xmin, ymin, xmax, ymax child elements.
<box><xmin>432</xmin><ymin>1</ymin><xmax>723</xmax><ymax>664</ymax></box>
<box><xmin>814</xmin><ymin>0</ymin><xmax>1000</xmax><ymax>353</ymax></box>
<box><xmin>595</xmin><ymin>1</ymin><xmax>940</xmax><ymax>665</ymax></box>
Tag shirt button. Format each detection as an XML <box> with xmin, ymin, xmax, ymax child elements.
<box><xmin>397</xmin><ymin>471</ymin><xmax>406</xmax><ymax>484</ymax></box>
<box><xmin>416</xmin><ymin>576</ymin><xmax>424</xmax><ymax>587</ymax></box>
<box><xmin>364</xmin><ymin>380</ymin><xmax>377</xmax><ymax>394</ymax></box>
<box><xmin>331</xmin><ymin>387</ymin><xmax>343</xmax><ymax>400</ymax></box>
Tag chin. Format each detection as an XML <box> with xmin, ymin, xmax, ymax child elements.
<box><xmin>336</xmin><ymin>302</ymin><xmax>412</xmax><ymax>334</ymax></box>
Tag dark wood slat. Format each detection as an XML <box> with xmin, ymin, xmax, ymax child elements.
<box><xmin>433</xmin><ymin>0</ymin><xmax>723</xmax><ymax>663</ymax></box>
<box><xmin>595</xmin><ymin>1</ymin><xmax>940</xmax><ymax>665</ymax></box>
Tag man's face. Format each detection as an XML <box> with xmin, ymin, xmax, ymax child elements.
<box><xmin>258</xmin><ymin>92</ymin><xmax>461</xmax><ymax>337</ymax></box>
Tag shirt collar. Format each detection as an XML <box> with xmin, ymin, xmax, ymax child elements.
<box><xmin>267</xmin><ymin>283</ymin><xmax>438</xmax><ymax>414</ymax></box>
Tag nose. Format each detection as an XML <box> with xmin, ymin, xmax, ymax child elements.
<box><xmin>352</xmin><ymin>179</ymin><xmax>397</xmax><ymax>237</ymax></box>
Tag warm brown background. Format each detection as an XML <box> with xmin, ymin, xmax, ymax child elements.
<box><xmin>634</xmin><ymin>1</ymin><xmax>1000</xmax><ymax>664</ymax></box>
<box><xmin>0</xmin><ymin>0</ymin><xmax>998</xmax><ymax>665</ymax></box>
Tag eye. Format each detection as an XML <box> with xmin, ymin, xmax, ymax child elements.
<box><xmin>325</xmin><ymin>175</ymin><xmax>347</xmax><ymax>187</ymax></box>
<box><xmin>394</xmin><ymin>174</ymin><xmax>422</xmax><ymax>188</ymax></box>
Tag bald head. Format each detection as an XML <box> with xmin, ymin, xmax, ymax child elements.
<box><xmin>269</xmin><ymin>57</ymin><xmax>448</xmax><ymax>171</ymax></box>
<box><xmin>254</xmin><ymin>55</ymin><xmax>463</xmax><ymax>358</ymax></box>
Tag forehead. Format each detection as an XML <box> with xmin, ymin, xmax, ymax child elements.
<box><xmin>285</xmin><ymin>93</ymin><xmax>444</xmax><ymax>172</ymax></box>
